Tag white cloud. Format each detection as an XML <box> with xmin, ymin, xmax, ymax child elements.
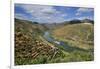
<box><xmin>76</xmin><ymin>16</ymin><xmax>93</xmax><ymax>20</ymax></box>
<box><xmin>77</xmin><ymin>8</ymin><xmax>93</xmax><ymax>12</ymax></box>
<box><xmin>75</xmin><ymin>12</ymin><xmax>81</xmax><ymax>16</ymax></box>
<box><xmin>15</xmin><ymin>13</ymin><xmax>27</xmax><ymax>20</ymax></box>
<box><xmin>15</xmin><ymin>4</ymin><xmax>67</xmax><ymax>23</ymax></box>
<box><xmin>76</xmin><ymin>8</ymin><xmax>93</xmax><ymax>16</ymax></box>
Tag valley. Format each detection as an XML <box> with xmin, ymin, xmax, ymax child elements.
<box><xmin>15</xmin><ymin>18</ymin><xmax>94</xmax><ymax>65</ymax></box>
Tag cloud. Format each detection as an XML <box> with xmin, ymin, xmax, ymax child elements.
<box><xmin>15</xmin><ymin>4</ymin><xmax>67</xmax><ymax>23</ymax></box>
<box><xmin>15</xmin><ymin>13</ymin><xmax>27</xmax><ymax>20</ymax></box>
<box><xmin>75</xmin><ymin>12</ymin><xmax>81</xmax><ymax>16</ymax></box>
<box><xmin>76</xmin><ymin>8</ymin><xmax>93</xmax><ymax>16</ymax></box>
<box><xmin>77</xmin><ymin>8</ymin><xmax>93</xmax><ymax>12</ymax></box>
<box><xmin>76</xmin><ymin>16</ymin><xmax>93</xmax><ymax>20</ymax></box>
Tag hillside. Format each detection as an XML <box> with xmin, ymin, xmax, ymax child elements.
<box><xmin>15</xmin><ymin>18</ymin><xmax>65</xmax><ymax>65</ymax></box>
<box><xmin>52</xmin><ymin>23</ymin><xmax>94</xmax><ymax>50</ymax></box>
<box><xmin>15</xmin><ymin>18</ymin><xmax>94</xmax><ymax>65</ymax></box>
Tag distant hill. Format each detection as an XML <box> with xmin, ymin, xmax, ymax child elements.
<box><xmin>62</xmin><ymin>19</ymin><xmax>94</xmax><ymax>25</ymax></box>
<box><xmin>42</xmin><ymin>19</ymin><xmax>94</xmax><ymax>30</ymax></box>
<box><xmin>81</xmin><ymin>19</ymin><xmax>94</xmax><ymax>24</ymax></box>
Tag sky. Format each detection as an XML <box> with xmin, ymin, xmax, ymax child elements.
<box><xmin>15</xmin><ymin>4</ymin><xmax>94</xmax><ymax>23</ymax></box>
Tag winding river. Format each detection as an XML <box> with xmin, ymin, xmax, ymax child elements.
<box><xmin>43</xmin><ymin>31</ymin><xmax>71</xmax><ymax>49</ymax></box>
<box><xmin>43</xmin><ymin>31</ymin><xmax>87</xmax><ymax>52</ymax></box>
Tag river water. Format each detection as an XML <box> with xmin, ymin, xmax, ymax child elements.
<box><xmin>43</xmin><ymin>31</ymin><xmax>87</xmax><ymax>52</ymax></box>
<box><xmin>43</xmin><ymin>31</ymin><xmax>70</xmax><ymax>49</ymax></box>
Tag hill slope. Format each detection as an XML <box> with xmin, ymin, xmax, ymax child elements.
<box><xmin>15</xmin><ymin>18</ymin><xmax>94</xmax><ymax>65</ymax></box>
<box><xmin>15</xmin><ymin>18</ymin><xmax>65</xmax><ymax>65</ymax></box>
<box><xmin>52</xmin><ymin>23</ymin><xmax>94</xmax><ymax>50</ymax></box>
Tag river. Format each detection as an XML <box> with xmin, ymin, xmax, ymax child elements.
<box><xmin>43</xmin><ymin>31</ymin><xmax>71</xmax><ymax>49</ymax></box>
<box><xmin>43</xmin><ymin>31</ymin><xmax>87</xmax><ymax>52</ymax></box>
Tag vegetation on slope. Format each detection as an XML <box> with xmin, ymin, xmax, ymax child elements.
<box><xmin>15</xmin><ymin>18</ymin><xmax>65</xmax><ymax>65</ymax></box>
<box><xmin>51</xmin><ymin>23</ymin><xmax>94</xmax><ymax>62</ymax></box>
<box><xmin>52</xmin><ymin>23</ymin><xmax>94</xmax><ymax>49</ymax></box>
<box><xmin>15</xmin><ymin>18</ymin><xmax>94</xmax><ymax>65</ymax></box>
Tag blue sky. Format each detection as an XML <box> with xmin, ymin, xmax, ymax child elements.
<box><xmin>15</xmin><ymin>4</ymin><xmax>94</xmax><ymax>23</ymax></box>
